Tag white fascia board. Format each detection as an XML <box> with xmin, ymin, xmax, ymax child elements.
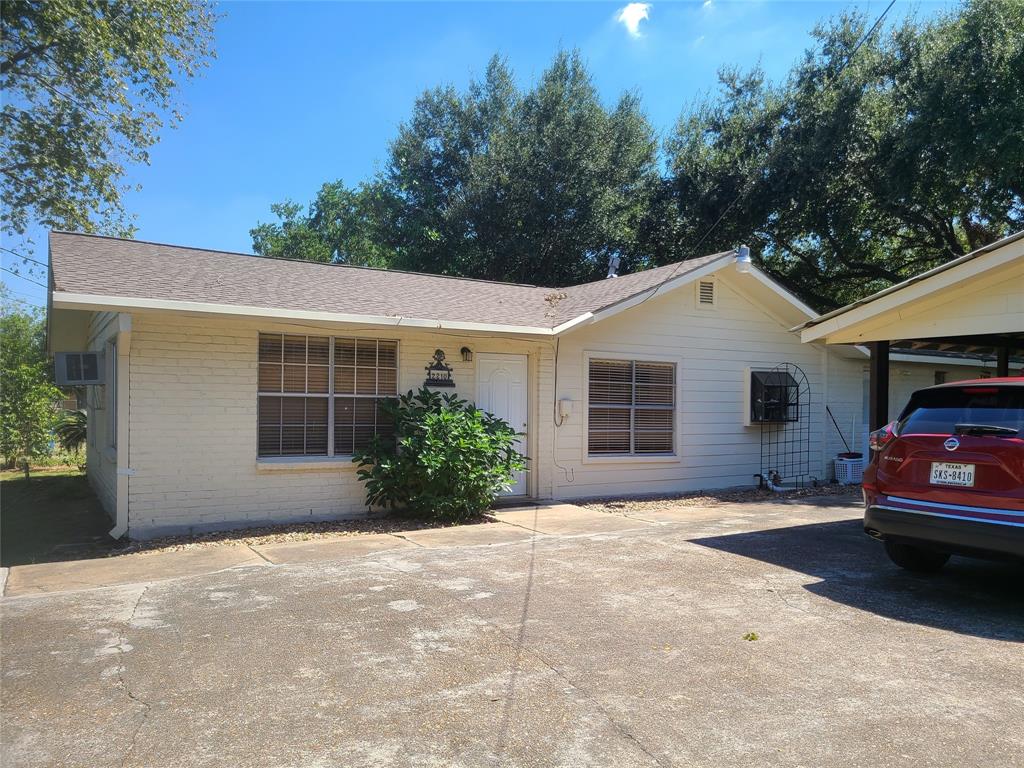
<box><xmin>50</xmin><ymin>292</ymin><xmax>557</xmax><ymax>337</ymax></box>
<box><xmin>799</xmin><ymin>242</ymin><xmax>1023</xmax><ymax>343</ymax></box>
<box><xmin>741</xmin><ymin>268</ymin><xmax>818</xmax><ymax>320</ymax></box>
<box><xmin>550</xmin><ymin>312</ymin><xmax>595</xmax><ymax>335</ymax></box>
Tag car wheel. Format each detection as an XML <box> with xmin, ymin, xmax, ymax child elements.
<box><xmin>884</xmin><ymin>540</ymin><xmax>950</xmax><ymax>573</ymax></box>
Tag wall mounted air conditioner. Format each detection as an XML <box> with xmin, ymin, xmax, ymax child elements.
<box><xmin>743</xmin><ymin>367</ymin><xmax>800</xmax><ymax>426</ymax></box>
<box><xmin>55</xmin><ymin>351</ymin><xmax>104</xmax><ymax>386</ymax></box>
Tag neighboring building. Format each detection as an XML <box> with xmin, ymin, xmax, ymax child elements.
<box><xmin>46</xmin><ymin>232</ymin><xmax>1005</xmax><ymax>538</ymax></box>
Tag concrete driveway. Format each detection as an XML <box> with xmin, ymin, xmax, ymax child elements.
<box><xmin>2</xmin><ymin>498</ymin><xmax>1022</xmax><ymax>767</ymax></box>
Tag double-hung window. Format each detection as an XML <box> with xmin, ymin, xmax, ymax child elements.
<box><xmin>258</xmin><ymin>333</ymin><xmax>398</xmax><ymax>457</ymax></box>
<box><xmin>588</xmin><ymin>358</ymin><xmax>675</xmax><ymax>455</ymax></box>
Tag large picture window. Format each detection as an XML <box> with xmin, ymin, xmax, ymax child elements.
<box><xmin>258</xmin><ymin>333</ymin><xmax>398</xmax><ymax>457</ymax></box>
<box><xmin>588</xmin><ymin>358</ymin><xmax>675</xmax><ymax>455</ymax></box>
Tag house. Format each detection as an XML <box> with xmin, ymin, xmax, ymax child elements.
<box><xmin>46</xmin><ymin>232</ymin><xmax>1004</xmax><ymax>539</ymax></box>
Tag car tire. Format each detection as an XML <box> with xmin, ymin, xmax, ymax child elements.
<box><xmin>884</xmin><ymin>540</ymin><xmax>950</xmax><ymax>573</ymax></box>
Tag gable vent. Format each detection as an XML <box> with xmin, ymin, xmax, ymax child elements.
<box><xmin>697</xmin><ymin>280</ymin><xmax>716</xmax><ymax>306</ymax></box>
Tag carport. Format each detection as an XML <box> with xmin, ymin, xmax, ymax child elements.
<box><xmin>800</xmin><ymin>231</ymin><xmax>1024</xmax><ymax>429</ymax></box>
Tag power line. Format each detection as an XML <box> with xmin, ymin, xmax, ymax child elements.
<box><xmin>2</xmin><ymin>295</ymin><xmax>44</xmax><ymax>308</ymax></box>
<box><xmin>632</xmin><ymin>0</ymin><xmax>899</xmax><ymax>306</ymax></box>
<box><xmin>0</xmin><ymin>247</ymin><xmax>48</xmax><ymax>270</ymax></box>
<box><xmin>0</xmin><ymin>267</ymin><xmax>47</xmax><ymax>288</ymax></box>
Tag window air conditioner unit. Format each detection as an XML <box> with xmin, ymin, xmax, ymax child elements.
<box><xmin>744</xmin><ymin>368</ymin><xmax>800</xmax><ymax>426</ymax></box>
<box><xmin>55</xmin><ymin>351</ymin><xmax>104</xmax><ymax>386</ymax></box>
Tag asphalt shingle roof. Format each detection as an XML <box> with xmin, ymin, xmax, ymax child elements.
<box><xmin>49</xmin><ymin>231</ymin><xmax>733</xmax><ymax>330</ymax></box>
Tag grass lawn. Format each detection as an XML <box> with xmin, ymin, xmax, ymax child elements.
<box><xmin>1</xmin><ymin>469</ymin><xmax>118</xmax><ymax>567</ymax></box>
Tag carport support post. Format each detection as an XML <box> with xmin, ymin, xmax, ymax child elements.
<box><xmin>996</xmin><ymin>345</ymin><xmax>1009</xmax><ymax>377</ymax></box>
<box><xmin>869</xmin><ymin>341</ymin><xmax>890</xmax><ymax>430</ymax></box>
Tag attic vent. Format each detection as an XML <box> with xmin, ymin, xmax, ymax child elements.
<box><xmin>697</xmin><ymin>280</ymin><xmax>716</xmax><ymax>307</ymax></box>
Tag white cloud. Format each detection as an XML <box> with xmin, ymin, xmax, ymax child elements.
<box><xmin>615</xmin><ymin>3</ymin><xmax>651</xmax><ymax>38</ymax></box>
<box><xmin>702</xmin><ymin>0</ymin><xmax>713</xmax><ymax>7</ymax></box>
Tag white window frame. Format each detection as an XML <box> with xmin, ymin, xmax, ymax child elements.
<box><xmin>256</xmin><ymin>333</ymin><xmax>399</xmax><ymax>461</ymax></box>
<box><xmin>582</xmin><ymin>350</ymin><xmax>682</xmax><ymax>465</ymax></box>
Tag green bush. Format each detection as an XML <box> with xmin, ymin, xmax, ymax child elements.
<box><xmin>353</xmin><ymin>387</ymin><xmax>526</xmax><ymax>522</ymax></box>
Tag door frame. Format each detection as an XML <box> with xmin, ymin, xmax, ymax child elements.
<box><xmin>475</xmin><ymin>352</ymin><xmax>532</xmax><ymax>498</ymax></box>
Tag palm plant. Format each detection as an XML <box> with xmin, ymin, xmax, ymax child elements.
<box><xmin>54</xmin><ymin>409</ymin><xmax>87</xmax><ymax>452</ymax></box>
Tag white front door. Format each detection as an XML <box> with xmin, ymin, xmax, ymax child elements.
<box><xmin>476</xmin><ymin>353</ymin><xmax>528</xmax><ymax>496</ymax></box>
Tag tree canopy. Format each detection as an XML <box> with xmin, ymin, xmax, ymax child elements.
<box><xmin>253</xmin><ymin>52</ymin><xmax>659</xmax><ymax>286</ymax></box>
<box><xmin>0</xmin><ymin>288</ymin><xmax>61</xmax><ymax>466</ymax></box>
<box><xmin>1</xmin><ymin>0</ymin><xmax>217</xmax><ymax>263</ymax></box>
<box><xmin>653</xmin><ymin>0</ymin><xmax>1024</xmax><ymax>308</ymax></box>
<box><xmin>253</xmin><ymin>0</ymin><xmax>1022</xmax><ymax>308</ymax></box>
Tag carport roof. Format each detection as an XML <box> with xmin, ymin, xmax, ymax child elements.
<box><xmin>798</xmin><ymin>230</ymin><xmax>1024</xmax><ymax>350</ymax></box>
<box><xmin>48</xmin><ymin>231</ymin><xmax>736</xmax><ymax>335</ymax></box>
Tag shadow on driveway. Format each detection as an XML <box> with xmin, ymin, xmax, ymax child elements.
<box><xmin>691</xmin><ymin>518</ymin><xmax>1024</xmax><ymax>642</ymax></box>
<box><xmin>1</xmin><ymin>472</ymin><xmax>121</xmax><ymax>567</ymax></box>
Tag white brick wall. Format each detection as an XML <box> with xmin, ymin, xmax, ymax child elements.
<box><xmin>124</xmin><ymin>313</ymin><xmax>552</xmax><ymax>538</ymax></box>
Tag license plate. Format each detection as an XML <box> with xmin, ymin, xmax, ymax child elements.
<box><xmin>930</xmin><ymin>462</ymin><xmax>975</xmax><ymax>487</ymax></box>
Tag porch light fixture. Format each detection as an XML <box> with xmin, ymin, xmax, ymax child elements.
<box><xmin>460</xmin><ymin>346</ymin><xmax>473</xmax><ymax>362</ymax></box>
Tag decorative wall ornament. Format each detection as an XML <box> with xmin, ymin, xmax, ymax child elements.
<box><xmin>424</xmin><ymin>349</ymin><xmax>455</xmax><ymax>388</ymax></box>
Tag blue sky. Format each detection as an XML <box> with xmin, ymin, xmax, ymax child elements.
<box><xmin>3</xmin><ymin>0</ymin><xmax>955</xmax><ymax>308</ymax></box>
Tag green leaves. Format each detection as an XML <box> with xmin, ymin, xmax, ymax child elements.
<box><xmin>54</xmin><ymin>409</ymin><xmax>87</xmax><ymax>453</ymax></box>
<box><xmin>352</xmin><ymin>387</ymin><xmax>526</xmax><ymax>522</ymax></box>
<box><xmin>655</xmin><ymin>0</ymin><xmax>1023</xmax><ymax>309</ymax></box>
<box><xmin>1</xmin><ymin>0</ymin><xmax>217</xmax><ymax>260</ymax></box>
<box><xmin>250</xmin><ymin>180</ymin><xmax>397</xmax><ymax>267</ymax></box>
<box><xmin>253</xmin><ymin>50</ymin><xmax>658</xmax><ymax>287</ymax></box>
<box><xmin>251</xmin><ymin>2</ymin><xmax>1020</xmax><ymax>309</ymax></box>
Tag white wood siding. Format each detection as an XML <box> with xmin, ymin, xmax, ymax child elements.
<box><xmin>551</xmin><ymin>269</ymin><xmax>828</xmax><ymax>498</ymax></box>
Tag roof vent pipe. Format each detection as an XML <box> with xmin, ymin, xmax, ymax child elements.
<box><xmin>606</xmin><ymin>254</ymin><xmax>621</xmax><ymax>279</ymax></box>
<box><xmin>735</xmin><ymin>244</ymin><xmax>752</xmax><ymax>274</ymax></box>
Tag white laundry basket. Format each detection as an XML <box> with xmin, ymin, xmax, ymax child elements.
<box><xmin>834</xmin><ymin>454</ymin><xmax>864</xmax><ymax>485</ymax></box>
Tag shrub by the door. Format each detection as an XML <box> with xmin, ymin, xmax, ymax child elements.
<box><xmin>353</xmin><ymin>387</ymin><xmax>525</xmax><ymax>522</ymax></box>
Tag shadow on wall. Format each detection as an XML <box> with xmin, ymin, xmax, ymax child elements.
<box><xmin>691</xmin><ymin>519</ymin><xmax>1024</xmax><ymax>643</ymax></box>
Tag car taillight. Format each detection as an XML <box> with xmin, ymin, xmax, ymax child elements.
<box><xmin>868</xmin><ymin>422</ymin><xmax>896</xmax><ymax>452</ymax></box>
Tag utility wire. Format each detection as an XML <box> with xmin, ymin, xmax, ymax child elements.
<box><xmin>1</xmin><ymin>266</ymin><xmax>47</xmax><ymax>288</ymax></box>
<box><xmin>629</xmin><ymin>0</ymin><xmax>898</xmax><ymax>307</ymax></box>
<box><xmin>0</xmin><ymin>248</ymin><xmax>48</xmax><ymax>269</ymax></box>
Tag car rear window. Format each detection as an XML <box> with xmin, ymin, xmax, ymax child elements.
<box><xmin>897</xmin><ymin>385</ymin><xmax>1024</xmax><ymax>435</ymax></box>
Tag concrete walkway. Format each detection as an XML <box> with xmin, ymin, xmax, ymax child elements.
<box><xmin>2</xmin><ymin>503</ymin><xmax>655</xmax><ymax>598</ymax></box>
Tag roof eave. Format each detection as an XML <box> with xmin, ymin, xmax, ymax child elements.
<box><xmin>49</xmin><ymin>291</ymin><xmax>560</xmax><ymax>337</ymax></box>
<box><xmin>797</xmin><ymin>229</ymin><xmax>1024</xmax><ymax>340</ymax></box>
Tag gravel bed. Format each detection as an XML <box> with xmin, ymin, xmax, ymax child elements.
<box><xmin>114</xmin><ymin>513</ymin><xmax>495</xmax><ymax>556</ymax></box>
<box><xmin>579</xmin><ymin>483</ymin><xmax>861</xmax><ymax>516</ymax></box>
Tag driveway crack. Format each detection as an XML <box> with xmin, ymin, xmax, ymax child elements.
<box><xmin>117</xmin><ymin>585</ymin><xmax>152</xmax><ymax>768</ymax></box>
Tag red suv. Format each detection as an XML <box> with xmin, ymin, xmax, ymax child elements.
<box><xmin>863</xmin><ymin>377</ymin><xmax>1024</xmax><ymax>572</ymax></box>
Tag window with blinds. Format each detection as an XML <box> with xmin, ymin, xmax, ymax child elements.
<box><xmin>588</xmin><ymin>359</ymin><xmax>675</xmax><ymax>455</ymax></box>
<box><xmin>258</xmin><ymin>333</ymin><xmax>398</xmax><ymax>457</ymax></box>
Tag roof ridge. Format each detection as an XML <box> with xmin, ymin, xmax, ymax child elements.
<box><xmin>49</xmin><ymin>230</ymin><xmax>547</xmax><ymax>290</ymax></box>
<box><xmin>557</xmin><ymin>251</ymin><xmax>735</xmax><ymax>292</ymax></box>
